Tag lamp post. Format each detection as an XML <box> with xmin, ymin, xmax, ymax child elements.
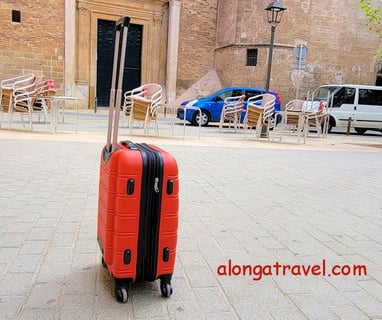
<box><xmin>264</xmin><ymin>1</ymin><xmax>286</xmax><ymax>91</ymax></box>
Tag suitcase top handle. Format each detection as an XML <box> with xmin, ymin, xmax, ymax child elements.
<box><xmin>106</xmin><ymin>16</ymin><xmax>130</xmax><ymax>154</ymax></box>
<box><xmin>116</xmin><ymin>16</ymin><xmax>130</xmax><ymax>30</ymax></box>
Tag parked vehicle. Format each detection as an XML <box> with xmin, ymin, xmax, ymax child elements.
<box><xmin>176</xmin><ymin>86</ymin><xmax>282</xmax><ymax>126</ymax></box>
<box><xmin>308</xmin><ymin>84</ymin><xmax>382</xmax><ymax>134</ymax></box>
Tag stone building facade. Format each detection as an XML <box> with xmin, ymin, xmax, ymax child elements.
<box><xmin>0</xmin><ymin>0</ymin><xmax>380</xmax><ymax>109</ymax></box>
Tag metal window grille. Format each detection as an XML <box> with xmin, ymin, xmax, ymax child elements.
<box><xmin>247</xmin><ymin>49</ymin><xmax>258</xmax><ymax>66</ymax></box>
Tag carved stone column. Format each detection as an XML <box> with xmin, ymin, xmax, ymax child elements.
<box><xmin>151</xmin><ymin>11</ymin><xmax>164</xmax><ymax>84</ymax></box>
<box><xmin>64</xmin><ymin>0</ymin><xmax>77</xmax><ymax>96</ymax></box>
<box><xmin>166</xmin><ymin>0</ymin><xmax>181</xmax><ymax>104</ymax></box>
<box><xmin>76</xmin><ymin>1</ymin><xmax>90</xmax><ymax>106</ymax></box>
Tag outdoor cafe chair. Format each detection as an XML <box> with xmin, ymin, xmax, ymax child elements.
<box><xmin>243</xmin><ymin>93</ymin><xmax>275</xmax><ymax>140</ymax></box>
<box><xmin>218</xmin><ymin>95</ymin><xmax>245</xmax><ymax>133</ymax></box>
<box><xmin>31</xmin><ymin>80</ymin><xmax>56</xmax><ymax>124</ymax></box>
<box><xmin>0</xmin><ymin>73</ymin><xmax>35</xmax><ymax>129</ymax></box>
<box><xmin>303</xmin><ymin>100</ymin><xmax>329</xmax><ymax>142</ymax></box>
<box><xmin>129</xmin><ymin>83</ymin><xmax>162</xmax><ymax>136</ymax></box>
<box><xmin>274</xmin><ymin>99</ymin><xmax>306</xmax><ymax>143</ymax></box>
<box><xmin>10</xmin><ymin>77</ymin><xmax>38</xmax><ymax>130</ymax></box>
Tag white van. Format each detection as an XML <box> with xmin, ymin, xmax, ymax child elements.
<box><xmin>309</xmin><ymin>84</ymin><xmax>382</xmax><ymax>134</ymax></box>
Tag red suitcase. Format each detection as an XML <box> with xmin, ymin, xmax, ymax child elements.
<box><xmin>97</xmin><ymin>17</ymin><xmax>179</xmax><ymax>303</ymax></box>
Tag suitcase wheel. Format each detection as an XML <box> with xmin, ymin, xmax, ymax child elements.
<box><xmin>160</xmin><ymin>282</ymin><xmax>173</xmax><ymax>298</ymax></box>
<box><xmin>115</xmin><ymin>286</ymin><xmax>129</xmax><ymax>303</ymax></box>
<box><xmin>101</xmin><ymin>257</ymin><xmax>107</xmax><ymax>268</ymax></box>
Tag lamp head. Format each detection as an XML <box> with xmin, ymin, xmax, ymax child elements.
<box><xmin>265</xmin><ymin>1</ymin><xmax>286</xmax><ymax>26</ymax></box>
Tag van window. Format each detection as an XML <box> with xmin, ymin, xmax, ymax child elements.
<box><xmin>358</xmin><ymin>89</ymin><xmax>382</xmax><ymax>105</ymax></box>
<box><xmin>314</xmin><ymin>86</ymin><xmax>337</xmax><ymax>100</ymax></box>
<box><xmin>332</xmin><ymin>87</ymin><xmax>356</xmax><ymax>108</ymax></box>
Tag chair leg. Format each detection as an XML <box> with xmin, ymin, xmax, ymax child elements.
<box><xmin>130</xmin><ymin>117</ymin><xmax>134</xmax><ymax>135</ymax></box>
<box><xmin>19</xmin><ymin>113</ymin><xmax>26</xmax><ymax>129</ymax></box>
<box><xmin>219</xmin><ymin>118</ymin><xmax>223</xmax><ymax>131</ymax></box>
<box><xmin>41</xmin><ymin>100</ymin><xmax>48</xmax><ymax>124</ymax></box>
<box><xmin>0</xmin><ymin>112</ymin><xmax>4</xmax><ymax>129</ymax></box>
<box><xmin>9</xmin><ymin>111</ymin><xmax>14</xmax><ymax>129</ymax></box>
<box><xmin>28</xmin><ymin>108</ymin><xmax>33</xmax><ymax>130</ymax></box>
<box><xmin>155</xmin><ymin>120</ymin><xmax>159</xmax><ymax>137</ymax></box>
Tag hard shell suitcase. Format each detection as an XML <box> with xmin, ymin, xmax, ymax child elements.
<box><xmin>96</xmin><ymin>16</ymin><xmax>179</xmax><ymax>303</ymax></box>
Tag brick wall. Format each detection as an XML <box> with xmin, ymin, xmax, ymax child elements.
<box><xmin>209</xmin><ymin>0</ymin><xmax>380</xmax><ymax>103</ymax></box>
<box><xmin>176</xmin><ymin>0</ymin><xmax>218</xmax><ymax>95</ymax></box>
<box><xmin>0</xmin><ymin>0</ymin><xmax>379</xmax><ymax>107</ymax></box>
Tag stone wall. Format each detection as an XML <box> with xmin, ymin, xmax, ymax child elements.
<box><xmin>0</xmin><ymin>1</ymin><xmax>65</xmax><ymax>89</ymax></box>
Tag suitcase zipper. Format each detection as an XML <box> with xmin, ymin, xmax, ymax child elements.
<box><xmin>154</xmin><ymin>177</ymin><xmax>160</xmax><ymax>193</ymax></box>
<box><xmin>135</xmin><ymin>143</ymin><xmax>163</xmax><ymax>282</ymax></box>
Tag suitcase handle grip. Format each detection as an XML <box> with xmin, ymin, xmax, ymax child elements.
<box><xmin>116</xmin><ymin>16</ymin><xmax>130</xmax><ymax>30</ymax></box>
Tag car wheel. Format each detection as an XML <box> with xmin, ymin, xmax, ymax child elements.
<box><xmin>354</xmin><ymin>127</ymin><xmax>367</xmax><ymax>135</ymax></box>
<box><xmin>192</xmin><ymin>110</ymin><xmax>210</xmax><ymax>126</ymax></box>
<box><xmin>322</xmin><ymin>117</ymin><xmax>334</xmax><ymax>133</ymax></box>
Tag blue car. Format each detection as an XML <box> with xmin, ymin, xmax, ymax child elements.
<box><xmin>177</xmin><ymin>86</ymin><xmax>282</xmax><ymax>126</ymax></box>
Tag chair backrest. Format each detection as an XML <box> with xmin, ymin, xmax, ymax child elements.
<box><xmin>221</xmin><ymin>95</ymin><xmax>245</xmax><ymax>120</ymax></box>
<box><xmin>285</xmin><ymin>99</ymin><xmax>304</xmax><ymax>111</ymax></box>
<box><xmin>245</xmin><ymin>104</ymin><xmax>263</xmax><ymax>127</ymax></box>
<box><xmin>147</xmin><ymin>84</ymin><xmax>162</xmax><ymax>116</ymax></box>
<box><xmin>247</xmin><ymin>93</ymin><xmax>275</xmax><ymax>123</ymax></box>
<box><xmin>131</xmin><ymin>83</ymin><xmax>163</xmax><ymax>120</ymax></box>
<box><xmin>246</xmin><ymin>94</ymin><xmax>263</xmax><ymax>124</ymax></box>
<box><xmin>123</xmin><ymin>90</ymin><xmax>133</xmax><ymax>115</ymax></box>
<box><xmin>1</xmin><ymin>73</ymin><xmax>35</xmax><ymax>90</ymax></box>
<box><xmin>35</xmin><ymin>80</ymin><xmax>56</xmax><ymax>107</ymax></box>
<box><xmin>261</xmin><ymin>93</ymin><xmax>276</xmax><ymax>123</ymax></box>
<box><xmin>131</xmin><ymin>83</ymin><xmax>162</xmax><ymax>99</ymax></box>
<box><xmin>1</xmin><ymin>74</ymin><xmax>35</xmax><ymax>113</ymax></box>
<box><xmin>12</xmin><ymin>78</ymin><xmax>36</xmax><ymax>112</ymax></box>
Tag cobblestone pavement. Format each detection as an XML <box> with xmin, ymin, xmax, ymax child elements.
<box><xmin>0</xmin><ymin>115</ymin><xmax>382</xmax><ymax>319</ymax></box>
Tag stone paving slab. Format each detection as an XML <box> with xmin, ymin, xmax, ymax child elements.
<box><xmin>0</xmin><ymin>126</ymin><xmax>381</xmax><ymax>319</ymax></box>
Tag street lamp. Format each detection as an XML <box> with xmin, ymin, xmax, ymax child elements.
<box><xmin>264</xmin><ymin>1</ymin><xmax>286</xmax><ymax>91</ymax></box>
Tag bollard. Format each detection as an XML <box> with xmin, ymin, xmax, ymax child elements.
<box><xmin>346</xmin><ymin>117</ymin><xmax>352</xmax><ymax>135</ymax></box>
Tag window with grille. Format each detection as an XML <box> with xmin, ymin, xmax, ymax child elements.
<box><xmin>247</xmin><ymin>49</ymin><xmax>258</xmax><ymax>66</ymax></box>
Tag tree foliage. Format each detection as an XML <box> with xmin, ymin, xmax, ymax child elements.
<box><xmin>360</xmin><ymin>0</ymin><xmax>382</xmax><ymax>61</ymax></box>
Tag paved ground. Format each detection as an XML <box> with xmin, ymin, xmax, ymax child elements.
<box><xmin>1</xmin><ymin>112</ymin><xmax>382</xmax><ymax>319</ymax></box>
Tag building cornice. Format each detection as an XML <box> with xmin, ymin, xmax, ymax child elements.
<box><xmin>215</xmin><ymin>42</ymin><xmax>295</xmax><ymax>51</ymax></box>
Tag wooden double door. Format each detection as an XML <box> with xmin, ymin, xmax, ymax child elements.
<box><xmin>96</xmin><ymin>19</ymin><xmax>143</xmax><ymax>107</ymax></box>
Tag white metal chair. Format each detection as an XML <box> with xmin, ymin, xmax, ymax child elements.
<box><xmin>243</xmin><ymin>93</ymin><xmax>275</xmax><ymax>140</ymax></box>
<box><xmin>262</xmin><ymin>94</ymin><xmax>276</xmax><ymax>140</ymax></box>
<box><xmin>129</xmin><ymin>83</ymin><xmax>162</xmax><ymax>136</ymax></box>
<box><xmin>0</xmin><ymin>73</ymin><xmax>35</xmax><ymax>128</ymax></box>
<box><xmin>31</xmin><ymin>80</ymin><xmax>56</xmax><ymax>124</ymax></box>
<box><xmin>219</xmin><ymin>95</ymin><xmax>245</xmax><ymax>133</ymax></box>
<box><xmin>10</xmin><ymin>78</ymin><xmax>37</xmax><ymax>130</ymax></box>
<box><xmin>303</xmin><ymin>100</ymin><xmax>329</xmax><ymax>142</ymax></box>
<box><xmin>121</xmin><ymin>89</ymin><xmax>132</xmax><ymax>127</ymax></box>
<box><xmin>274</xmin><ymin>99</ymin><xmax>306</xmax><ymax>143</ymax></box>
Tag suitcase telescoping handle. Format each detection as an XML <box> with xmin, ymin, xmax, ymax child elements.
<box><xmin>106</xmin><ymin>16</ymin><xmax>130</xmax><ymax>153</ymax></box>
